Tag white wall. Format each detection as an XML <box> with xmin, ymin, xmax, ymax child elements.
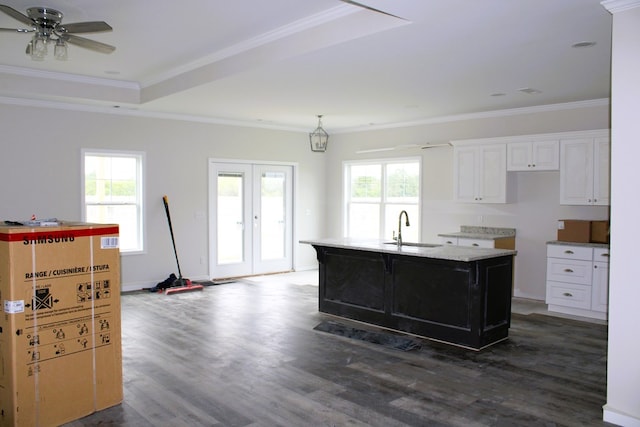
<box><xmin>603</xmin><ymin>3</ymin><xmax>640</xmax><ymax>426</ymax></box>
<box><xmin>324</xmin><ymin>104</ymin><xmax>610</xmax><ymax>300</ymax></box>
<box><xmin>0</xmin><ymin>98</ymin><xmax>610</xmax><ymax>300</ymax></box>
<box><xmin>0</xmin><ymin>103</ymin><xmax>324</xmax><ymax>290</ymax></box>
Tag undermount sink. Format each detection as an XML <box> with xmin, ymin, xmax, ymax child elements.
<box><xmin>384</xmin><ymin>241</ymin><xmax>441</xmax><ymax>248</ymax></box>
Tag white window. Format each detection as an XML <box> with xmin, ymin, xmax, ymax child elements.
<box><xmin>82</xmin><ymin>150</ymin><xmax>145</xmax><ymax>253</ymax></box>
<box><xmin>344</xmin><ymin>158</ymin><xmax>420</xmax><ymax>241</ymax></box>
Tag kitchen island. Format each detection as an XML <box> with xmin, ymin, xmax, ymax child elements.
<box><xmin>302</xmin><ymin>238</ymin><xmax>517</xmax><ymax>350</ymax></box>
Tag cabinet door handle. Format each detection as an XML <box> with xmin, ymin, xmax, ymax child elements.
<box><xmin>564</xmin><ymin>250</ymin><xmax>574</xmax><ymax>254</ymax></box>
<box><xmin>472</xmin><ymin>243</ymin><xmax>479</xmax><ymax>247</ymax></box>
<box><xmin>446</xmin><ymin>241</ymin><xmax>453</xmax><ymax>244</ymax></box>
<box><xmin>594</xmin><ymin>265</ymin><xmax>598</xmax><ymax>269</ymax></box>
<box><xmin>564</xmin><ymin>268</ymin><xmax>574</xmax><ymax>273</ymax></box>
<box><xmin>563</xmin><ymin>292</ymin><xmax>573</xmax><ymax>297</ymax></box>
<box><xmin>600</xmin><ymin>253</ymin><xmax>610</xmax><ymax>258</ymax></box>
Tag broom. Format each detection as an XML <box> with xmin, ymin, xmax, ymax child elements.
<box><xmin>162</xmin><ymin>195</ymin><xmax>203</xmax><ymax>295</ymax></box>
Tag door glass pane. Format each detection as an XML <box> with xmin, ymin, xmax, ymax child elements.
<box><xmin>260</xmin><ymin>171</ymin><xmax>285</xmax><ymax>260</ymax></box>
<box><xmin>217</xmin><ymin>172</ymin><xmax>244</xmax><ymax>264</ymax></box>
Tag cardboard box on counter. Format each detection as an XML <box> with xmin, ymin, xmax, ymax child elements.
<box><xmin>590</xmin><ymin>220</ymin><xmax>610</xmax><ymax>244</ymax></box>
<box><xmin>557</xmin><ymin>219</ymin><xmax>610</xmax><ymax>244</ymax></box>
<box><xmin>0</xmin><ymin>222</ymin><xmax>123</xmax><ymax>427</ymax></box>
<box><xmin>557</xmin><ymin>219</ymin><xmax>592</xmax><ymax>243</ymax></box>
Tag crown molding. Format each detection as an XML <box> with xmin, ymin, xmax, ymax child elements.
<box><xmin>0</xmin><ymin>96</ymin><xmax>307</xmax><ymax>132</ymax></box>
<box><xmin>334</xmin><ymin>99</ymin><xmax>610</xmax><ymax>133</ymax></box>
<box><xmin>0</xmin><ymin>64</ymin><xmax>139</xmax><ymax>90</ymax></box>
<box><xmin>601</xmin><ymin>0</ymin><xmax>640</xmax><ymax>13</ymax></box>
<box><xmin>0</xmin><ymin>96</ymin><xmax>609</xmax><ymax>134</ymax></box>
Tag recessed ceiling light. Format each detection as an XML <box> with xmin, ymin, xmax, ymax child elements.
<box><xmin>518</xmin><ymin>87</ymin><xmax>542</xmax><ymax>95</ymax></box>
<box><xmin>572</xmin><ymin>41</ymin><xmax>596</xmax><ymax>48</ymax></box>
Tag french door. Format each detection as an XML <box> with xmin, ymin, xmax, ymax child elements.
<box><xmin>209</xmin><ymin>161</ymin><xmax>293</xmax><ymax>278</ymax></box>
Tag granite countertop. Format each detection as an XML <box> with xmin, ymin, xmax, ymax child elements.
<box><xmin>438</xmin><ymin>226</ymin><xmax>516</xmax><ymax>241</ymax></box>
<box><xmin>547</xmin><ymin>240</ymin><xmax>609</xmax><ymax>249</ymax></box>
<box><xmin>300</xmin><ymin>238</ymin><xmax>517</xmax><ymax>262</ymax></box>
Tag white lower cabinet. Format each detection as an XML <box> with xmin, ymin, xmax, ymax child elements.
<box><xmin>439</xmin><ymin>235</ymin><xmax>515</xmax><ymax>249</ymax></box>
<box><xmin>457</xmin><ymin>237</ymin><xmax>496</xmax><ymax>248</ymax></box>
<box><xmin>545</xmin><ymin>243</ymin><xmax>609</xmax><ymax>320</ymax></box>
<box><xmin>440</xmin><ymin>237</ymin><xmax>458</xmax><ymax>246</ymax></box>
<box><xmin>439</xmin><ymin>237</ymin><xmax>495</xmax><ymax>248</ymax></box>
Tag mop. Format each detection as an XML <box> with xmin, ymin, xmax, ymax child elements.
<box><xmin>162</xmin><ymin>195</ymin><xmax>204</xmax><ymax>295</ymax></box>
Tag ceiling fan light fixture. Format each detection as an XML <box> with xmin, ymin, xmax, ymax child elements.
<box><xmin>0</xmin><ymin>4</ymin><xmax>115</xmax><ymax>60</ymax></box>
<box><xmin>30</xmin><ymin>34</ymin><xmax>47</xmax><ymax>61</ymax></box>
<box><xmin>54</xmin><ymin>38</ymin><xmax>68</xmax><ymax>60</ymax></box>
<box><xmin>309</xmin><ymin>115</ymin><xmax>329</xmax><ymax>153</ymax></box>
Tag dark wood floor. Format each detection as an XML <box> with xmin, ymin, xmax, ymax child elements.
<box><xmin>64</xmin><ymin>276</ymin><xmax>611</xmax><ymax>427</ymax></box>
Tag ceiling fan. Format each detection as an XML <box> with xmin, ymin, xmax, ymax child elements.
<box><xmin>339</xmin><ymin>0</ymin><xmax>405</xmax><ymax>20</ymax></box>
<box><xmin>355</xmin><ymin>142</ymin><xmax>452</xmax><ymax>154</ymax></box>
<box><xmin>0</xmin><ymin>4</ymin><xmax>115</xmax><ymax>60</ymax></box>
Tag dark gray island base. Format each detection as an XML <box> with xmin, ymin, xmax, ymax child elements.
<box><xmin>303</xmin><ymin>239</ymin><xmax>516</xmax><ymax>350</ymax></box>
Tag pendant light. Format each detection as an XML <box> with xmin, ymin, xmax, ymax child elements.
<box><xmin>309</xmin><ymin>115</ymin><xmax>329</xmax><ymax>152</ymax></box>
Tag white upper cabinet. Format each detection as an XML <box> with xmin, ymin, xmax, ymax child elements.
<box><xmin>453</xmin><ymin>143</ymin><xmax>510</xmax><ymax>203</ymax></box>
<box><xmin>507</xmin><ymin>140</ymin><xmax>559</xmax><ymax>171</ymax></box>
<box><xmin>451</xmin><ymin>130</ymin><xmax>608</xmax><ymax>205</ymax></box>
<box><xmin>593</xmin><ymin>137</ymin><xmax>610</xmax><ymax>206</ymax></box>
<box><xmin>560</xmin><ymin>136</ymin><xmax>610</xmax><ymax>205</ymax></box>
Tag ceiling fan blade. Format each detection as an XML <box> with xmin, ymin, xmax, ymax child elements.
<box><xmin>420</xmin><ymin>143</ymin><xmax>452</xmax><ymax>149</ymax></box>
<box><xmin>0</xmin><ymin>4</ymin><xmax>33</xmax><ymax>26</ymax></box>
<box><xmin>63</xmin><ymin>34</ymin><xmax>115</xmax><ymax>54</ymax></box>
<box><xmin>61</xmin><ymin>21</ymin><xmax>112</xmax><ymax>34</ymax></box>
<box><xmin>339</xmin><ymin>0</ymin><xmax>406</xmax><ymax>20</ymax></box>
<box><xmin>0</xmin><ymin>27</ymin><xmax>32</xmax><ymax>33</ymax></box>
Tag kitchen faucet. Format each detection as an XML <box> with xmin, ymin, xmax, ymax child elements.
<box><xmin>397</xmin><ymin>210</ymin><xmax>410</xmax><ymax>248</ymax></box>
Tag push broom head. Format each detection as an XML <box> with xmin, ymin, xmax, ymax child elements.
<box><xmin>165</xmin><ymin>278</ymin><xmax>204</xmax><ymax>295</ymax></box>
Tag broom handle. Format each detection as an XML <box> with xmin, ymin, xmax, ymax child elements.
<box><xmin>162</xmin><ymin>195</ymin><xmax>183</xmax><ymax>279</ymax></box>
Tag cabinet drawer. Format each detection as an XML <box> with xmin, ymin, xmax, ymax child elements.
<box><xmin>457</xmin><ymin>238</ymin><xmax>494</xmax><ymax>248</ymax></box>
<box><xmin>546</xmin><ymin>281</ymin><xmax>592</xmax><ymax>310</ymax></box>
<box><xmin>439</xmin><ymin>236</ymin><xmax>458</xmax><ymax>246</ymax></box>
<box><xmin>547</xmin><ymin>258</ymin><xmax>592</xmax><ymax>285</ymax></box>
<box><xmin>547</xmin><ymin>244</ymin><xmax>593</xmax><ymax>261</ymax></box>
<box><xmin>593</xmin><ymin>247</ymin><xmax>610</xmax><ymax>263</ymax></box>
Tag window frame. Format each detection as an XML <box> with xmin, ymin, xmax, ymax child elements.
<box><xmin>81</xmin><ymin>148</ymin><xmax>146</xmax><ymax>255</ymax></box>
<box><xmin>343</xmin><ymin>157</ymin><xmax>422</xmax><ymax>240</ymax></box>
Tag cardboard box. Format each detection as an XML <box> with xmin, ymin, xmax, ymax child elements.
<box><xmin>591</xmin><ymin>220</ymin><xmax>610</xmax><ymax>244</ymax></box>
<box><xmin>557</xmin><ymin>219</ymin><xmax>592</xmax><ymax>243</ymax></box>
<box><xmin>0</xmin><ymin>222</ymin><xmax>123</xmax><ymax>426</ymax></box>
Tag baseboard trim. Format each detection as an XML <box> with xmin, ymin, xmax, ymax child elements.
<box><xmin>603</xmin><ymin>404</ymin><xmax>640</xmax><ymax>427</ymax></box>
